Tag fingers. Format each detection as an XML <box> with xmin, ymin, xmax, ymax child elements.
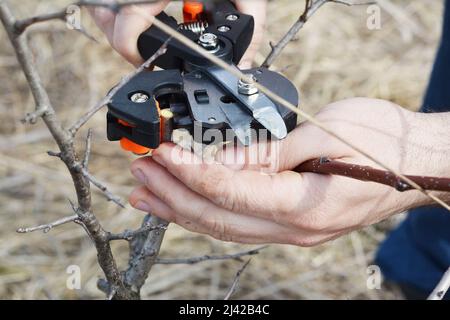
<box><xmin>129</xmin><ymin>157</ymin><xmax>301</xmax><ymax>244</ymax></box>
<box><xmin>87</xmin><ymin>1</ymin><xmax>116</xmax><ymax>43</ymax></box>
<box><xmin>235</xmin><ymin>0</ymin><xmax>267</xmax><ymax>68</ymax></box>
<box><xmin>89</xmin><ymin>1</ymin><xmax>170</xmax><ymax>66</ymax></box>
<box><xmin>113</xmin><ymin>2</ymin><xmax>169</xmax><ymax>66</ymax></box>
<box><xmin>150</xmin><ymin>144</ymin><xmax>307</xmax><ymax>224</ymax></box>
<box><xmin>214</xmin><ymin>136</ymin><xmax>296</xmax><ymax>173</ymax></box>
<box><xmin>129</xmin><ymin>185</ymin><xmax>211</xmax><ymax>236</ymax></box>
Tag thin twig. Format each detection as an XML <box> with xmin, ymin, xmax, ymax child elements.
<box><xmin>262</xmin><ymin>0</ymin><xmax>332</xmax><ymax>68</ymax></box>
<box><xmin>109</xmin><ymin>224</ymin><xmax>168</xmax><ymax>241</ymax></box>
<box><xmin>224</xmin><ymin>259</ymin><xmax>251</xmax><ymax>300</ymax></box>
<box><xmin>13</xmin><ymin>0</ymin><xmax>161</xmax><ymax>34</ymax></box>
<box><xmin>82</xmin><ymin>129</ymin><xmax>93</xmax><ymax>169</ymax></box>
<box><xmin>68</xmin><ymin>42</ymin><xmax>169</xmax><ymax>135</ymax></box>
<box><xmin>428</xmin><ymin>267</ymin><xmax>450</xmax><ymax>300</ymax></box>
<box><xmin>17</xmin><ymin>214</ymin><xmax>79</xmax><ymax>234</ymax></box>
<box><xmin>155</xmin><ymin>246</ymin><xmax>267</xmax><ymax>265</ymax></box>
<box><xmin>81</xmin><ymin>167</ymin><xmax>125</xmax><ymax>207</ymax></box>
<box><xmin>262</xmin><ymin>0</ymin><xmax>374</xmax><ymax>68</ymax></box>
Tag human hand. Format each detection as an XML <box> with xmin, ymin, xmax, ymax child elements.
<box><xmin>89</xmin><ymin>0</ymin><xmax>267</xmax><ymax>68</ymax></box>
<box><xmin>128</xmin><ymin>98</ymin><xmax>449</xmax><ymax>246</ymax></box>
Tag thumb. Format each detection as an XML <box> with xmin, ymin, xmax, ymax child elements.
<box><xmin>111</xmin><ymin>1</ymin><xmax>170</xmax><ymax>66</ymax></box>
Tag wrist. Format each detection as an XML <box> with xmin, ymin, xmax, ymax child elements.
<box><xmin>405</xmin><ymin>111</ymin><xmax>450</xmax><ymax>207</ymax></box>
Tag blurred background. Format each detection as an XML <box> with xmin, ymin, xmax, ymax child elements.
<box><xmin>0</xmin><ymin>0</ymin><xmax>444</xmax><ymax>299</ymax></box>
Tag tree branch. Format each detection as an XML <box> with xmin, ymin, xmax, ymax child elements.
<box><xmin>123</xmin><ymin>215</ymin><xmax>169</xmax><ymax>292</ymax></box>
<box><xmin>17</xmin><ymin>214</ymin><xmax>79</xmax><ymax>234</ymax></box>
<box><xmin>108</xmin><ymin>223</ymin><xmax>168</xmax><ymax>241</ymax></box>
<box><xmin>295</xmin><ymin>157</ymin><xmax>450</xmax><ymax>193</ymax></box>
<box><xmin>67</xmin><ymin>41</ymin><xmax>169</xmax><ymax>135</ymax></box>
<box><xmin>80</xmin><ymin>167</ymin><xmax>126</xmax><ymax>207</ymax></box>
<box><xmin>0</xmin><ymin>1</ymin><xmax>141</xmax><ymax>300</ymax></box>
<box><xmin>262</xmin><ymin>0</ymin><xmax>373</xmax><ymax>68</ymax></box>
<box><xmin>13</xmin><ymin>0</ymin><xmax>161</xmax><ymax>34</ymax></box>
<box><xmin>224</xmin><ymin>259</ymin><xmax>251</xmax><ymax>300</ymax></box>
<box><xmin>155</xmin><ymin>246</ymin><xmax>267</xmax><ymax>265</ymax></box>
<box><xmin>82</xmin><ymin>129</ymin><xmax>92</xmax><ymax>169</ymax></box>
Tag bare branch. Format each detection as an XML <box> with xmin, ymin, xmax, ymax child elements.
<box><xmin>17</xmin><ymin>214</ymin><xmax>79</xmax><ymax>234</ymax></box>
<box><xmin>124</xmin><ymin>215</ymin><xmax>169</xmax><ymax>291</ymax></box>
<box><xmin>13</xmin><ymin>0</ymin><xmax>161</xmax><ymax>34</ymax></box>
<box><xmin>68</xmin><ymin>42</ymin><xmax>169</xmax><ymax>135</ymax></box>
<box><xmin>109</xmin><ymin>223</ymin><xmax>168</xmax><ymax>241</ymax></box>
<box><xmin>155</xmin><ymin>246</ymin><xmax>267</xmax><ymax>265</ymax></box>
<box><xmin>81</xmin><ymin>167</ymin><xmax>125</xmax><ymax>207</ymax></box>
<box><xmin>0</xmin><ymin>1</ymin><xmax>136</xmax><ymax>299</ymax></box>
<box><xmin>262</xmin><ymin>0</ymin><xmax>374</xmax><ymax>68</ymax></box>
<box><xmin>82</xmin><ymin>129</ymin><xmax>93</xmax><ymax>169</ymax></box>
<box><xmin>224</xmin><ymin>259</ymin><xmax>251</xmax><ymax>300</ymax></box>
<box><xmin>296</xmin><ymin>157</ymin><xmax>450</xmax><ymax>193</ymax></box>
<box><xmin>428</xmin><ymin>267</ymin><xmax>450</xmax><ymax>300</ymax></box>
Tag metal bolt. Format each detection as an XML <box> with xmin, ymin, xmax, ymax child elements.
<box><xmin>130</xmin><ymin>92</ymin><xmax>149</xmax><ymax>103</ymax></box>
<box><xmin>226</xmin><ymin>14</ymin><xmax>239</xmax><ymax>21</ymax></box>
<box><xmin>238</xmin><ymin>75</ymin><xmax>259</xmax><ymax>96</ymax></box>
<box><xmin>198</xmin><ymin>33</ymin><xmax>218</xmax><ymax>51</ymax></box>
<box><xmin>218</xmin><ymin>25</ymin><xmax>231</xmax><ymax>33</ymax></box>
<box><xmin>208</xmin><ymin>117</ymin><xmax>216</xmax><ymax>123</ymax></box>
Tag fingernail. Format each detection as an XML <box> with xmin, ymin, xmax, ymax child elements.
<box><xmin>134</xmin><ymin>200</ymin><xmax>152</xmax><ymax>213</ymax></box>
<box><xmin>132</xmin><ymin>168</ymin><xmax>146</xmax><ymax>184</ymax></box>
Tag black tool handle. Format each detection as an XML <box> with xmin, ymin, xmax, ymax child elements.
<box><xmin>137</xmin><ymin>0</ymin><xmax>254</xmax><ymax>70</ymax></box>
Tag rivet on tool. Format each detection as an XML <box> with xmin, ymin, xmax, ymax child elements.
<box><xmin>198</xmin><ymin>33</ymin><xmax>219</xmax><ymax>51</ymax></box>
<box><xmin>218</xmin><ymin>25</ymin><xmax>231</xmax><ymax>32</ymax></box>
<box><xmin>238</xmin><ymin>75</ymin><xmax>259</xmax><ymax>96</ymax></box>
<box><xmin>226</xmin><ymin>14</ymin><xmax>239</xmax><ymax>21</ymax></box>
<box><xmin>130</xmin><ymin>92</ymin><xmax>149</xmax><ymax>103</ymax></box>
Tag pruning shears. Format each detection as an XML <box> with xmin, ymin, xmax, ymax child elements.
<box><xmin>106</xmin><ymin>0</ymin><xmax>300</xmax><ymax>155</ymax></box>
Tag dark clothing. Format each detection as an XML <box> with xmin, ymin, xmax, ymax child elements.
<box><xmin>375</xmin><ymin>0</ymin><xmax>450</xmax><ymax>298</ymax></box>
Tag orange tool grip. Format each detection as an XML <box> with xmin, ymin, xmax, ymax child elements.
<box><xmin>183</xmin><ymin>1</ymin><xmax>204</xmax><ymax>22</ymax></box>
<box><xmin>118</xmin><ymin>101</ymin><xmax>161</xmax><ymax>155</ymax></box>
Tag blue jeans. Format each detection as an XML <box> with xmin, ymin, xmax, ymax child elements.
<box><xmin>375</xmin><ymin>0</ymin><xmax>450</xmax><ymax>298</ymax></box>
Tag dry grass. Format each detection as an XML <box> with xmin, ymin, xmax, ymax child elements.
<box><xmin>0</xmin><ymin>0</ymin><xmax>443</xmax><ymax>299</ymax></box>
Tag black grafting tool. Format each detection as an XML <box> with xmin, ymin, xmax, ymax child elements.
<box><xmin>106</xmin><ymin>0</ymin><xmax>300</xmax><ymax>154</ymax></box>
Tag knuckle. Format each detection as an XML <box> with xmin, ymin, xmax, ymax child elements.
<box><xmin>199</xmin><ymin>168</ymin><xmax>237</xmax><ymax>210</ymax></box>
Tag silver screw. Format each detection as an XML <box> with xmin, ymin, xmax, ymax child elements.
<box><xmin>130</xmin><ymin>92</ymin><xmax>149</xmax><ymax>103</ymax></box>
<box><xmin>238</xmin><ymin>75</ymin><xmax>259</xmax><ymax>96</ymax></box>
<box><xmin>208</xmin><ymin>117</ymin><xmax>216</xmax><ymax>123</ymax></box>
<box><xmin>198</xmin><ymin>33</ymin><xmax>218</xmax><ymax>51</ymax></box>
<box><xmin>218</xmin><ymin>25</ymin><xmax>230</xmax><ymax>33</ymax></box>
<box><xmin>226</xmin><ymin>14</ymin><xmax>239</xmax><ymax>21</ymax></box>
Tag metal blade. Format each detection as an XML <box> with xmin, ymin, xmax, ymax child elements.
<box><xmin>205</xmin><ymin>66</ymin><xmax>288</xmax><ymax>140</ymax></box>
<box><xmin>253</xmin><ymin>106</ymin><xmax>287</xmax><ymax>140</ymax></box>
<box><xmin>218</xmin><ymin>103</ymin><xmax>252</xmax><ymax>146</ymax></box>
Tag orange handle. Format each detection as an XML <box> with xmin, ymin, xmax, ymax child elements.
<box><xmin>183</xmin><ymin>1</ymin><xmax>204</xmax><ymax>22</ymax></box>
<box><xmin>118</xmin><ymin>101</ymin><xmax>161</xmax><ymax>155</ymax></box>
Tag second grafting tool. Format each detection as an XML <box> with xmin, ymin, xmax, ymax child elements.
<box><xmin>106</xmin><ymin>0</ymin><xmax>300</xmax><ymax>154</ymax></box>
